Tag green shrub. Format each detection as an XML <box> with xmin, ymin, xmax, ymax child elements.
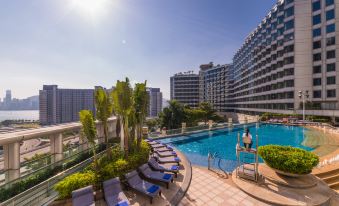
<box><xmin>101</xmin><ymin>158</ymin><xmax>129</xmax><ymax>181</ymax></box>
<box><xmin>54</xmin><ymin>171</ymin><xmax>96</xmax><ymax>199</ymax></box>
<box><xmin>258</xmin><ymin>145</ymin><xmax>319</xmax><ymax>174</ymax></box>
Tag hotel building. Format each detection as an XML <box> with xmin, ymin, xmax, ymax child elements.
<box><xmin>230</xmin><ymin>0</ymin><xmax>339</xmax><ymax>118</ymax></box>
<box><xmin>199</xmin><ymin>63</ymin><xmax>233</xmax><ymax>112</ymax></box>
<box><xmin>170</xmin><ymin>71</ymin><xmax>200</xmax><ymax>108</ymax></box>
<box><xmin>39</xmin><ymin>85</ymin><xmax>95</xmax><ymax>125</ymax></box>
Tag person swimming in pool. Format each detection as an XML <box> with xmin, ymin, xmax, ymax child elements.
<box><xmin>242</xmin><ymin>128</ymin><xmax>253</xmax><ymax>149</ymax></box>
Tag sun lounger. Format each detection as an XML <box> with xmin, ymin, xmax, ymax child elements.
<box><xmin>124</xmin><ymin>171</ymin><xmax>161</xmax><ymax>204</ymax></box>
<box><xmin>138</xmin><ymin>164</ymin><xmax>174</xmax><ymax>189</ymax></box>
<box><xmin>72</xmin><ymin>185</ymin><xmax>95</xmax><ymax>206</ymax></box>
<box><xmin>154</xmin><ymin>154</ymin><xmax>180</xmax><ymax>165</ymax></box>
<box><xmin>153</xmin><ymin>146</ymin><xmax>173</xmax><ymax>152</ymax></box>
<box><xmin>154</xmin><ymin>150</ymin><xmax>177</xmax><ymax>157</ymax></box>
<box><xmin>148</xmin><ymin>157</ymin><xmax>179</xmax><ymax>177</ymax></box>
<box><xmin>103</xmin><ymin>177</ymin><xmax>130</xmax><ymax>206</ymax></box>
<box><xmin>145</xmin><ymin>139</ymin><xmax>159</xmax><ymax>145</ymax></box>
<box><xmin>150</xmin><ymin>143</ymin><xmax>167</xmax><ymax>149</ymax></box>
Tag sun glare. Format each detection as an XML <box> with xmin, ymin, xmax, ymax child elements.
<box><xmin>70</xmin><ymin>0</ymin><xmax>110</xmax><ymax>21</ymax></box>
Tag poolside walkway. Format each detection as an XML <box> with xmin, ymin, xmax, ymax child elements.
<box><xmin>180</xmin><ymin>166</ymin><xmax>271</xmax><ymax>206</ymax></box>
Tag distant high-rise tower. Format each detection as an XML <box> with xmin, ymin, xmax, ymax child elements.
<box><xmin>39</xmin><ymin>85</ymin><xmax>95</xmax><ymax>125</ymax></box>
<box><xmin>170</xmin><ymin>71</ymin><xmax>200</xmax><ymax>108</ymax></box>
<box><xmin>147</xmin><ymin>88</ymin><xmax>162</xmax><ymax>117</ymax></box>
<box><xmin>4</xmin><ymin>90</ymin><xmax>11</xmax><ymax>106</ymax></box>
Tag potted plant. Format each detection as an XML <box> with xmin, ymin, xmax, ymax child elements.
<box><xmin>258</xmin><ymin>145</ymin><xmax>319</xmax><ymax>177</ymax></box>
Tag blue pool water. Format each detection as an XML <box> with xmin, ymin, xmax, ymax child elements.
<box><xmin>159</xmin><ymin>123</ymin><xmax>314</xmax><ymax>172</ymax></box>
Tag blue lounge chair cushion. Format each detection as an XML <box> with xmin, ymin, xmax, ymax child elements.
<box><xmin>172</xmin><ymin>151</ymin><xmax>177</xmax><ymax>155</ymax></box>
<box><xmin>116</xmin><ymin>201</ymin><xmax>129</xmax><ymax>206</ymax></box>
<box><xmin>147</xmin><ymin>185</ymin><xmax>159</xmax><ymax>193</ymax></box>
<box><xmin>171</xmin><ymin>165</ymin><xmax>179</xmax><ymax>170</ymax></box>
<box><xmin>174</xmin><ymin>157</ymin><xmax>180</xmax><ymax>161</ymax></box>
<box><xmin>163</xmin><ymin>174</ymin><xmax>172</xmax><ymax>180</ymax></box>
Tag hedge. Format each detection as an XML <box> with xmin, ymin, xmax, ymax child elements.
<box><xmin>54</xmin><ymin>141</ymin><xmax>151</xmax><ymax>199</ymax></box>
<box><xmin>258</xmin><ymin>145</ymin><xmax>319</xmax><ymax>174</ymax></box>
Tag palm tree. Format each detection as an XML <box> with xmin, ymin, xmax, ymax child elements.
<box><xmin>133</xmin><ymin>81</ymin><xmax>148</xmax><ymax>149</ymax></box>
<box><xmin>112</xmin><ymin>78</ymin><xmax>133</xmax><ymax>157</ymax></box>
<box><xmin>95</xmin><ymin>87</ymin><xmax>114</xmax><ymax>159</ymax></box>
<box><xmin>79</xmin><ymin>110</ymin><xmax>98</xmax><ymax>170</ymax></box>
<box><xmin>160</xmin><ymin>100</ymin><xmax>185</xmax><ymax>129</ymax></box>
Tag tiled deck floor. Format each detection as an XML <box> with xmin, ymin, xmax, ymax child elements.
<box><xmin>180</xmin><ymin>167</ymin><xmax>271</xmax><ymax>206</ymax></box>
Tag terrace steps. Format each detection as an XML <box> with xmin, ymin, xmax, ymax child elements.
<box><xmin>315</xmin><ymin>167</ymin><xmax>339</xmax><ymax>193</ymax></box>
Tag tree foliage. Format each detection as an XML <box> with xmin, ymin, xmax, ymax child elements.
<box><xmin>94</xmin><ymin>87</ymin><xmax>114</xmax><ymax>158</ymax></box>
<box><xmin>133</xmin><ymin>81</ymin><xmax>148</xmax><ymax>148</ymax></box>
<box><xmin>79</xmin><ymin>110</ymin><xmax>98</xmax><ymax>173</ymax></box>
<box><xmin>159</xmin><ymin>101</ymin><xmax>222</xmax><ymax>129</ymax></box>
<box><xmin>112</xmin><ymin>78</ymin><xmax>133</xmax><ymax>157</ymax></box>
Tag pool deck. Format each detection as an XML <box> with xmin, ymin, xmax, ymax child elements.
<box><xmin>180</xmin><ymin>166</ymin><xmax>271</xmax><ymax>206</ymax></box>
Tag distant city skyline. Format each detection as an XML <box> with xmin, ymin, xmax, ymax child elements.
<box><xmin>0</xmin><ymin>0</ymin><xmax>276</xmax><ymax>99</ymax></box>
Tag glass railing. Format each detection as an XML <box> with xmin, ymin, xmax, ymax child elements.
<box><xmin>0</xmin><ymin>140</ymin><xmax>110</xmax><ymax>204</ymax></box>
<box><xmin>0</xmin><ymin>147</ymin><xmax>110</xmax><ymax>206</ymax></box>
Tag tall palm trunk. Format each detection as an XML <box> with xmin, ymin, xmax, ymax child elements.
<box><xmin>123</xmin><ymin>116</ymin><xmax>129</xmax><ymax>157</ymax></box>
<box><xmin>103</xmin><ymin>121</ymin><xmax>112</xmax><ymax>159</ymax></box>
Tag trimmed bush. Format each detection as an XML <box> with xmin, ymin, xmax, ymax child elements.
<box><xmin>258</xmin><ymin>145</ymin><xmax>319</xmax><ymax>174</ymax></box>
<box><xmin>54</xmin><ymin>140</ymin><xmax>151</xmax><ymax>199</ymax></box>
<box><xmin>54</xmin><ymin>171</ymin><xmax>96</xmax><ymax>199</ymax></box>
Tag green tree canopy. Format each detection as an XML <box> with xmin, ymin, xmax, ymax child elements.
<box><xmin>95</xmin><ymin>87</ymin><xmax>114</xmax><ymax>158</ymax></box>
<box><xmin>112</xmin><ymin>78</ymin><xmax>133</xmax><ymax>157</ymax></box>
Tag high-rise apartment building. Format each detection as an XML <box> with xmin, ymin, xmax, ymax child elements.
<box><xmin>39</xmin><ymin>85</ymin><xmax>95</xmax><ymax>125</ymax></box>
<box><xmin>147</xmin><ymin>87</ymin><xmax>163</xmax><ymax>117</ymax></box>
<box><xmin>170</xmin><ymin>71</ymin><xmax>200</xmax><ymax>108</ymax></box>
<box><xmin>229</xmin><ymin>0</ymin><xmax>339</xmax><ymax>117</ymax></box>
<box><xmin>199</xmin><ymin>63</ymin><xmax>233</xmax><ymax>112</ymax></box>
<box><xmin>4</xmin><ymin>90</ymin><xmax>11</xmax><ymax>106</ymax></box>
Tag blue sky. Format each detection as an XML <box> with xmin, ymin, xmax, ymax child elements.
<box><xmin>0</xmin><ymin>0</ymin><xmax>276</xmax><ymax>100</ymax></box>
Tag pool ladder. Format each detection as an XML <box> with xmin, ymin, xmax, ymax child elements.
<box><xmin>207</xmin><ymin>151</ymin><xmax>229</xmax><ymax>179</ymax></box>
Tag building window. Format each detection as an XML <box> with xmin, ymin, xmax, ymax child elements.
<box><xmin>327</xmin><ymin>50</ymin><xmax>336</xmax><ymax>59</ymax></box>
<box><xmin>285</xmin><ymin>0</ymin><xmax>294</xmax><ymax>5</ymax></box>
<box><xmin>285</xmin><ymin>20</ymin><xmax>294</xmax><ymax>30</ymax></box>
<box><xmin>327</xmin><ymin>63</ymin><xmax>336</xmax><ymax>72</ymax></box>
<box><xmin>285</xmin><ymin>6</ymin><xmax>294</xmax><ymax>18</ymax></box>
<box><xmin>326</xmin><ymin>10</ymin><xmax>335</xmax><ymax>21</ymax></box>
<box><xmin>285</xmin><ymin>80</ymin><xmax>294</xmax><ymax>87</ymax></box>
<box><xmin>284</xmin><ymin>33</ymin><xmax>294</xmax><ymax>41</ymax></box>
<box><xmin>327</xmin><ymin>89</ymin><xmax>336</xmax><ymax>98</ymax></box>
<box><xmin>312</xmin><ymin>1</ymin><xmax>321</xmax><ymax>12</ymax></box>
<box><xmin>313</xmin><ymin>90</ymin><xmax>321</xmax><ymax>98</ymax></box>
<box><xmin>313</xmin><ymin>65</ymin><xmax>321</xmax><ymax>73</ymax></box>
<box><xmin>278</xmin><ymin>27</ymin><xmax>284</xmax><ymax>36</ymax></box>
<box><xmin>326</xmin><ymin>24</ymin><xmax>335</xmax><ymax>33</ymax></box>
<box><xmin>313</xmin><ymin>53</ymin><xmax>322</xmax><ymax>61</ymax></box>
<box><xmin>326</xmin><ymin>36</ymin><xmax>335</xmax><ymax>46</ymax></box>
<box><xmin>284</xmin><ymin>45</ymin><xmax>294</xmax><ymax>53</ymax></box>
<box><xmin>327</xmin><ymin>76</ymin><xmax>336</xmax><ymax>85</ymax></box>
<box><xmin>313</xmin><ymin>14</ymin><xmax>321</xmax><ymax>25</ymax></box>
<box><xmin>326</xmin><ymin>0</ymin><xmax>334</xmax><ymax>6</ymax></box>
<box><xmin>313</xmin><ymin>41</ymin><xmax>321</xmax><ymax>49</ymax></box>
<box><xmin>313</xmin><ymin>28</ymin><xmax>321</xmax><ymax>37</ymax></box>
<box><xmin>313</xmin><ymin>78</ymin><xmax>322</xmax><ymax>86</ymax></box>
<box><xmin>284</xmin><ymin>56</ymin><xmax>294</xmax><ymax>65</ymax></box>
<box><xmin>278</xmin><ymin>16</ymin><xmax>284</xmax><ymax>24</ymax></box>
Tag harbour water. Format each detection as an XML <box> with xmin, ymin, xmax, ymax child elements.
<box><xmin>0</xmin><ymin>110</ymin><xmax>39</xmax><ymax>121</ymax></box>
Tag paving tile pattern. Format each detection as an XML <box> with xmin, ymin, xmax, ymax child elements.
<box><xmin>179</xmin><ymin>167</ymin><xmax>271</xmax><ymax>206</ymax></box>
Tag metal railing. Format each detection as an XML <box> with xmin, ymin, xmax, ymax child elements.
<box><xmin>0</xmin><ymin>144</ymin><xmax>111</xmax><ymax>206</ymax></box>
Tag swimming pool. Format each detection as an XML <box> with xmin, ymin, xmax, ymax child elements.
<box><xmin>159</xmin><ymin>123</ymin><xmax>314</xmax><ymax>172</ymax></box>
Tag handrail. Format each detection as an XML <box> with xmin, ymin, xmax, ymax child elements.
<box><xmin>0</xmin><ymin>145</ymin><xmax>112</xmax><ymax>206</ymax></box>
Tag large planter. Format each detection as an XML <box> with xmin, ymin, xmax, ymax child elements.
<box><xmin>270</xmin><ymin>166</ymin><xmax>310</xmax><ymax>178</ymax></box>
<box><xmin>258</xmin><ymin>145</ymin><xmax>319</xmax><ymax>177</ymax></box>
